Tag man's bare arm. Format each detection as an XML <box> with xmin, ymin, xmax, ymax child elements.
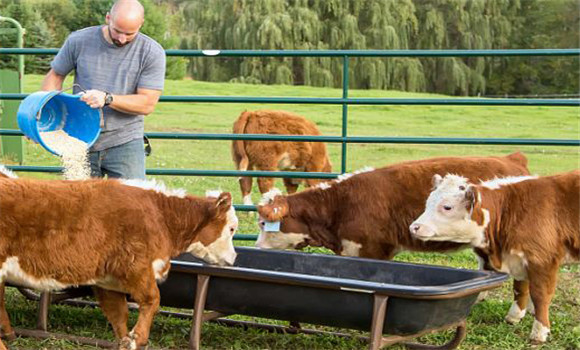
<box><xmin>41</xmin><ymin>69</ymin><xmax>66</xmax><ymax>91</ymax></box>
<box><xmin>81</xmin><ymin>88</ymin><xmax>162</xmax><ymax>115</ymax></box>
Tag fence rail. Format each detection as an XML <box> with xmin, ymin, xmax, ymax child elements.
<box><xmin>2</xmin><ymin>93</ymin><xmax>580</xmax><ymax>106</ymax></box>
<box><xmin>2</xmin><ymin>48</ymin><xmax>580</xmax><ymax>57</ymax></box>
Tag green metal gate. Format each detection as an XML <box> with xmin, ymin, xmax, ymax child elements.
<box><xmin>0</xmin><ymin>48</ymin><xmax>578</xmax><ymax>240</ymax></box>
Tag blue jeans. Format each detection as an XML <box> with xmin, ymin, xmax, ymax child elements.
<box><xmin>89</xmin><ymin>138</ymin><xmax>146</xmax><ymax>179</ymax></box>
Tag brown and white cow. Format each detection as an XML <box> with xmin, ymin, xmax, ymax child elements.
<box><xmin>232</xmin><ymin>110</ymin><xmax>332</xmax><ymax>205</ymax></box>
<box><xmin>409</xmin><ymin>170</ymin><xmax>580</xmax><ymax>343</ymax></box>
<box><xmin>0</xmin><ymin>178</ymin><xmax>238</xmax><ymax>350</ymax></box>
<box><xmin>256</xmin><ymin>152</ymin><xmax>529</xmax><ymax>260</ymax></box>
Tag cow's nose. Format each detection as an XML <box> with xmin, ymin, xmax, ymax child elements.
<box><xmin>410</xmin><ymin>223</ymin><xmax>421</xmax><ymax>234</ymax></box>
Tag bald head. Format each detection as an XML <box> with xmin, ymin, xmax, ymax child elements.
<box><xmin>106</xmin><ymin>0</ymin><xmax>144</xmax><ymax>47</ymax></box>
<box><xmin>110</xmin><ymin>0</ymin><xmax>144</xmax><ymax>23</ymax></box>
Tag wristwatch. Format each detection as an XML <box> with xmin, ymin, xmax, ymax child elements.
<box><xmin>104</xmin><ymin>92</ymin><xmax>113</xmax><ymax>106</ymax></box>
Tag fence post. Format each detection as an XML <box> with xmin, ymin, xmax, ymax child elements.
<box><xmin>341</xmin><ymin>55</ymin><xmax>349</xmax><ymax>174</ymax></box>
<box><xmin>0</xmin><ymin>69</ymin><xmax>24</xmax><ymax>163</ymax></box>
<box><xmin>0</xmin><ymin>16</ymin><xmax>25</xmax><ymax>164</ymax></box>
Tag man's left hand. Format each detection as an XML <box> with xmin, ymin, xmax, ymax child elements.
<box><xmin>80</xmin><ymin>90</ymin><xmax>107</xmax><ymax>109</ymax></box>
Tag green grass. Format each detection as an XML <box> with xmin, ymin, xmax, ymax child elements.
<box><xmin>1</xmin><ymin>75</ymin><xmax>578</xmax><ymax>349</ymax></box>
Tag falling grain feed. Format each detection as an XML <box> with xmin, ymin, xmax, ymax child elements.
<box><xmin>40</xmin><ymin>130</ymin><xmax>91</xmax><ymax>180</ymax></box>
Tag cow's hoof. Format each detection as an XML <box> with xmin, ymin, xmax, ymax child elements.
<box><xmin>505</xmin><ymin>314</ymin><xmax>522</xmax><ymax>324</ymax></box>
<box><xmin>505</xmin><ymin>301</ymin><xmax>526</xmax><ymax>324</ymax></box>
<box><xmin>118</xmin><ymin>336</ymin><xmax>136</xmax><ymax>350</ymax></box>
<box><xmin>529</xmin><ymin>320</ymin><xmax>550</xmax><ymax>344</ymax></box>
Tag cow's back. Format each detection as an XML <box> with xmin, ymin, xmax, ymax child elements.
<box><xmin>0</xmin><ymin>179</ymin><xmax>164</xmax><ymax>282</ymax></box>
<box><xmin>243</xmin><ymin>110</ymin><xmax>322</xmax><ymax>136</ymax></box>
<box><xmin>337</xmin><ymin>153</ymin><xmax>530</xmax><ymax>253</ymax></box>
<box><xmin>505</xmin><ymin>170</ymin><xmax>580</xmax><ymax>260</ymax></box>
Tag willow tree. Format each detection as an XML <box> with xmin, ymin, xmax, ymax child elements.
<box><xmin>177</xmin><ymin>0</ymin><xmax>428</xmax><ymax>90</ymax></box>
<box><xmin>414</xmin><ymin>0</ymin><xmax>521</xmax><ymax>95</ymax></box>
<box><xmin>174</xmin><ymin>0</ymin><xmax>569</xmax><ymax>96</ymax></box>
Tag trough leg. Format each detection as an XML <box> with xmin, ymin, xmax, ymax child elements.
<box><xmin>369</xmin><ymin>294</ymin><xmax>389</xmax><ymax>350</ymax></box>
<box><xmin>190</xmin><ymin>274</ymin><xmax>211</xmax><ymax>350</ymax></box>
<box><xmin>403</xmin><ymin>320</ymin><xmax>467</xmax><ymax>350</ymax></box>
<box><xmin>36</xmin><ymin>292</ymin><xmax>51</xmax><ymax>331</ymax></box>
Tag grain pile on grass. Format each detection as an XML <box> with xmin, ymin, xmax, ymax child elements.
<box><xmin>40</xmin><ymin>130</ymin><xmax>90</xmax><ymax>180</ymax></box>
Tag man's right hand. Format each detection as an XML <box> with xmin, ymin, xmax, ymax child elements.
<box><xmin>80</xmin><ymin>90</ymin><xmax>107</xmax><ymax>109</ymax></box>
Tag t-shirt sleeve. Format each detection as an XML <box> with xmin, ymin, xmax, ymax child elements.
<box><xmin>51</xmin><ymin>35</ymin><xmax>77</xmax><ymax>76</ymax></box>
<box><xmin>138</xmin><ymin>44</ymin><xmax>166</xmax><ymax>91</ymax></box>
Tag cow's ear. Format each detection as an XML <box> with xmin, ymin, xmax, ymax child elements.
<box><xmin>257</xmin><ymin>198</ymin><xmax>289</xmax><ymax>221</ymax></box>
<box><xmin>432</xmin><ymin>174</ymin><xmax>443</xmax><ymax>189</ymax></box>
<box><xmin>464</xmin><ymin>186</ymin><xmax>477</xmax><ymax>210</ymax></box>
<box><xmin>214</xmin><ymin>192</ymin><xmax>232</xmax><ymax>215</ymax></box>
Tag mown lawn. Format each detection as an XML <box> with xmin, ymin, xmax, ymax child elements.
<box><xmin>0</xmin><ymin>75</ymin><xmax>577</xmax><ymax>349</ymax></box>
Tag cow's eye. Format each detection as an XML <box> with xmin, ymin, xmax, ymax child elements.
<box><xmin>459</xmin><ymin>185</ymin><xmax>466</xmax><ymax>191</ymax></box>
<box><xmin>443</xmin><ymin>205</ymin><xmax>453</xmax><ymax>211</ymax></box>
<box><xmin>230</xmin><ymin>227</ymin><xmax>235</xmax><ymax>234</ymax></box>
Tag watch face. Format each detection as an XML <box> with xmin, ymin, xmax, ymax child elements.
<box><xmin>105</xmin><ymin>93</ymin><xmax>113</xmax><ymax>105</ymax></box>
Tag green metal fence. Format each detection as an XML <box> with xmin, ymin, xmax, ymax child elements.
<box><xmin>0</xmin><ymin>48</ymin><xmax>579</xmax><ymax>239</ymax></box>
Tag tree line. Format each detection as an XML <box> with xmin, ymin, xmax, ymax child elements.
<box><xmin>1</xmin><ymin>0</ymin><xmax>577</xmax><ymax>96</ymax></box>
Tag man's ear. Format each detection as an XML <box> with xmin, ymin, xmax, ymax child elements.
<box><xmin>257</xmin><ymin>198</ymin><xmax>289</xmax><ymax>221</ymax></box>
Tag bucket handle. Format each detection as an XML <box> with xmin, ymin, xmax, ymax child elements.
<box><xmin>61</xmin><ymin>83</ymin><xmax>87</xmax><ymax>94</ymax></box>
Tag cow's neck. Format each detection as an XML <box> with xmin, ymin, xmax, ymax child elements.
<box><xmin>477</xmin><ymin>187</ymin><xmax>516</xmax><ymax>270</ymax></box>
<box><xmin>287</xmin><ymin>187</ymin><xmax>342</xmax><ymax>253</ymax></box>
<box><xmin>156</xmin><ymin>195</ymin><xmax>212</xmax><ymax>256</ymax></box>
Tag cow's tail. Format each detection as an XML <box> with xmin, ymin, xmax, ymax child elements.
<box><xmin>232</xmin><ymin>111</ymin><xmax>252</xmax><ymax>171</ymax></box>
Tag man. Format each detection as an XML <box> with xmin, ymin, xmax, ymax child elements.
<box><xmin>41</xmin><ymin>0</ymin><xmax>165</xmax><ymax>179</ymax></box>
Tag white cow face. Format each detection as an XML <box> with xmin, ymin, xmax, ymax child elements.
<box><xmin>255</xmin><ymin>189</ymin><xmax>310</xmax><ymax>250</ymax></box>
<box><xmin>187</xmin><ymin>192</ymin><xmax>238</xmax><ymax>266</ymax></box>
<box><xmin>409</xmin><ymin>174</ymin><xmax>487</xmax><ymax>245</ymax></box>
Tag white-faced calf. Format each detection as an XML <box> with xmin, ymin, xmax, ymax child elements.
<box><xmin>0</xmin><ymin>178</ymin><xmax>238</xmax><ymax>350</ymax></box>
<box><xmin>410</xmin><ymin>170</ymin><xmax>580</xmax><ymax>343</ymax></box>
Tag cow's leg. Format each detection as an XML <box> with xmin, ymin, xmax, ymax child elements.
<box><xmin>527</xmin><ymin>264</ymin><xmax>558</xmax><ymax>343</ymax></box>
<box><xmin>0</xmin><ymin>283</ymin><xmax>14</xmax><ymax>341</ymax></box>
<box><xmin>283</xmin><ymin>178</ymin><xmax>299</xmax><ymax>194</ymax></box>
<box><xmin>94</xmin><ymin>287</ymin><xmax>129</xmax><ymax>339</ymax></box>
<box><xmin>239</xmin><ymin>172</ymin><xmax>253</xmax><ymax>206</ymax></box>
<box><xmin>505</xmin><ymin>280</ymin><xmax>530</xmax><ymax>324</ymax></box>
<box><xmin>474</xmin><ymin>254</ymin><xmax>490</xmax><ymax>301</ymax></box>
<box><xmin>121</xmin><ymin>273</ymin><xmax>160</xmax><ymax>350</ymax></box>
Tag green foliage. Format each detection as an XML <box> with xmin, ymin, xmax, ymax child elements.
<box><xmin>486</xmin><ymin>0</ymin><xmax>580</xmax><ymax>95</ymax></box>
<box><xmin>0</xmin><ymin>0</ymin><xmax>577</xmax><ymax>95</ymax></box>
<box><xmin>0</xmin><ymin>0</ymin><xmax>54</xmax><ymax>72</ymax></box>
<box><xmin>174</xmin><ymin>0</ymin><xmax>576</xmax><ymax>96</ymax></box>
<box><xmin>0</xmin><ymin>0</ymin><xmax>186</xmax><ymax>79</ymax></box>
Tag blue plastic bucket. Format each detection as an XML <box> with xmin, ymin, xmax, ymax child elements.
<box><xmin>17</xmin><ymin>91</ymin><xmax>102</xmax><ymax>156</ymax></box>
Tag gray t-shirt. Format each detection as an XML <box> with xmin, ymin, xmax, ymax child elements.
<box><xmin>51</xmin><ymin>26</ymin><xmax>166</xmax><ymax>151</ymax></box>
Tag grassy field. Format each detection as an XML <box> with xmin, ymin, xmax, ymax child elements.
<box><xmin>0</xmin><ymin>74</ymin><xmax>578</xmax><ymax>349</ymax></box>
